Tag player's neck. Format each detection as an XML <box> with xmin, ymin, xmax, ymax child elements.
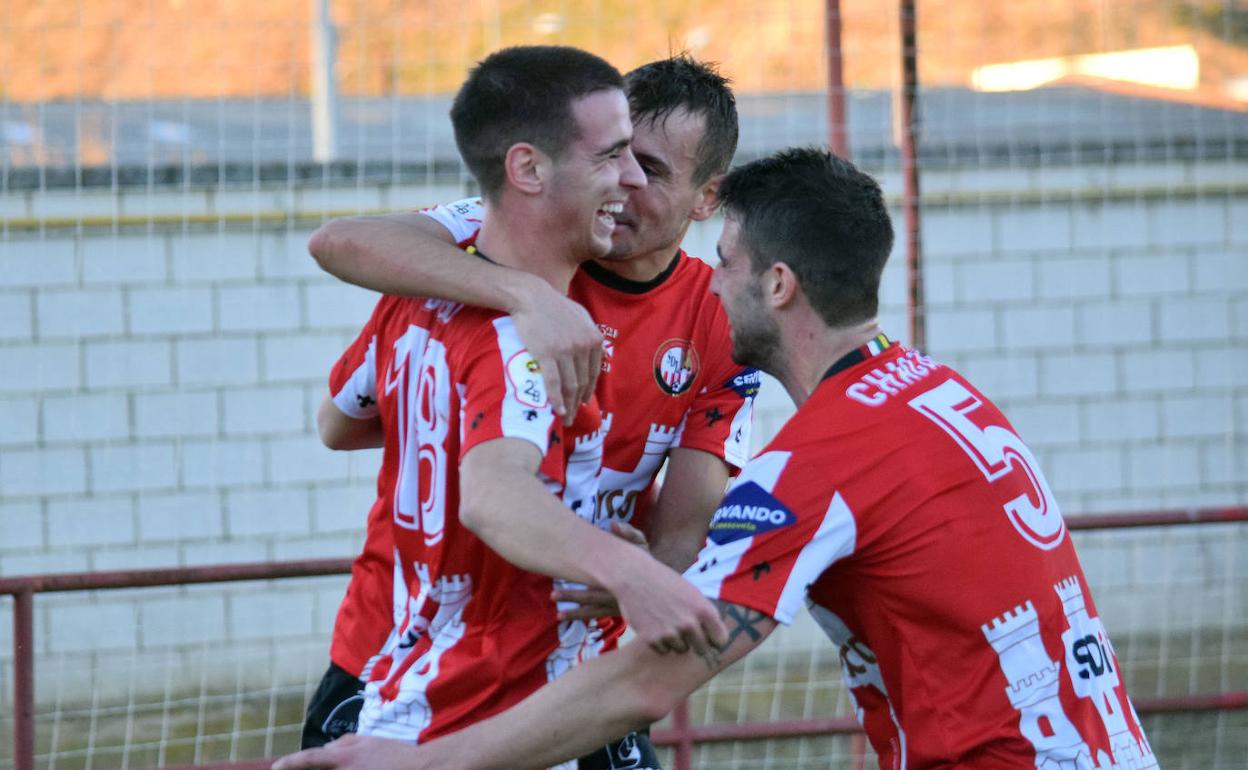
<box><xmin>775</xmin><ymin>318</ymin><xmax>884</xmax><ymax>407</ymax></box>
<box><xmin>593</xmin><ymin>242</ymin><xmax>680</xmax><ymax>283</ymax></box>
<box><xmin>475</xmin><ymin>203</ymin><xmax>581</xmax><ymax>294</ymax></box>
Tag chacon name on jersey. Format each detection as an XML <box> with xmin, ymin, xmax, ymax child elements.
<box><xmin>845</xmin><ymin>350</ymin><xmax>941</xmax><ymax>407</ymax></box>
<box><xmin>708</xmin><ymin>481</ymin><xmax>797</xmax><ymax>544</ymax></box>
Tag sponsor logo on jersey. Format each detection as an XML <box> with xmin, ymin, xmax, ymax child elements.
<box><xmin>506</xmin><ymin>351</ymin><xmax>548</xmax><ymax>408</ymax></box>
<box><xmin>653</xmin><ymin>338</ymin><xmax>699</xmax><ymax>396</ymax></box>
<box><xmin>708</xmin><ymin>481</ymin><xmax>797</xmax><ymax>544</ymax></box>
<box><xmin>726</xmin><ymin>368</ymin><xmax>762</xmax><ymax>399</ymax></box>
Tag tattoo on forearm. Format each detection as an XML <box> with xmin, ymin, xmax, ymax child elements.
<box><xmin>720</xmin><ymin>603</ymin><xmax>767</xmax><ymax>649</ymax></box>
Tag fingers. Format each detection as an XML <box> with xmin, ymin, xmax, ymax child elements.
<box><xmin>571</xmin><ymin>342</ymin><xmax>591</xmax><ymax>413</ymax></box>
<box><xmin>558</xmin><ymin>605</ymin><xmax>616</xmax><ymax>621</ymax></box>
<box><xmin>684</xmin><ymin>627</ymin><xmax>714</xmax><ymax>663</ymax></box>
<box><xmin>609</xmin><ymin>520</ymin><xmax>648</xmax><ymax>548</ymax></box>
<box><xmin>552</xmin><ymin>586</ymin><xmax>619</xmax><ymax>621</ymax></box>
<box><xmin>551</xmin><ymin>587</ymin><xmax>612</xmax><ymax>604</ymax></box>
<box><xmin>703</xmin><ymin>609</ymin><xmax>730</xmax><ymax>649</ymax></box>
<box><xmin>584</xmin><ymin>344</ymin><xmax>603</xmax><ymax>405</ymax></box>
<box><xmin>648</xmin><ymin>634</ymin><xmax>690</xmax><ymax>655</ymax></box>
<box><xmin>537</xmin><ymin>358</ymin><xmax>570</xmax><ymax>424</ymax></box>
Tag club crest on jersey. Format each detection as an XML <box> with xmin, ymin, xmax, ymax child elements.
<box><xmin>506</xmin><ymin>351</ymin><xmax>548</xmax><ymax>408</ymax></box>
<box><xmin>708</xmin><ymin>481</ymin><xmax>797</xmax><ymax>544</ymax></box>
<box><xmin>653</xmin><ymin>338</ymin><xmax>699</xmax><ymax>396</ymax></box>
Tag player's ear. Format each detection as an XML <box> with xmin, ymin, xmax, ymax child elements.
<box><xmin>768</xmin><ymin>262</ymin><xmax>800</xmax><ymax>309</ymax></box>
<box><xmin>504</xmin><ymin>143</ymin><xmax>545</xmax><ymax>195</ymax></box>
<box><xmin>688</xmin><ymin>174</ymin><xmax>722</xmax><ymax>222</ymax></box>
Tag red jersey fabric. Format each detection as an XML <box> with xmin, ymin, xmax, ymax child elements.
<box><xmin>327</xmin><ymin>199</ymin><xmax>756</xmax><ymax>682</ymax></box>
<box><xmin>328</xmin><ymin>291</ymin><xmax>603</xmax><ymax>742</ymax></box>
<box><xmin>685</xmin><ymin>341</ymin><xmax>1156</xmax><ymax>770</ymax></box>
<box><xmin>418</xmin><ymin>199</ymin><xmax>757</xmax><ymax>655</ymax></box>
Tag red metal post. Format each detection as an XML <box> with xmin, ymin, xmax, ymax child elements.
<box><xmin>1066</xmin><ymin>507</ymin><xmax>1248</xmax><ymax>530</ymax></box>
<box><xmin>670</xmin><ymin>699</ymin><xmax>694</xmax><ymax>770</ymax></box>
<box><xmin>4</xmin><ymin>513</ymin><xmax>1247</xmax><ymax>770</ymax></box>
<box><xmin>898</xmin><ymin>0</ymin><xmax>924</xmax><ymax>350</ymax></box>
<box><xmin>825</xmin><ymin>0</ymin><xmax>849</xmax><ymax>158</ymax></box>
<box><xmin>851</xmin><ymin>732</ymin><xmax>868</xmax><ymax>770</ymax></box>
<box><xmin>14</xmin><ymin>589</ymin><xmax>35</xmax><ymax>770</ymax></box>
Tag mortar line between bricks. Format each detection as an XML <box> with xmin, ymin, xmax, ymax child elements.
<box><xmin>4</xmin><ymin>181</ymin><xmax>1248</xmax><ymax>231</ymax></box>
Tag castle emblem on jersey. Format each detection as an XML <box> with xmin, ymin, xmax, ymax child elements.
<box><xmin>653</xmin><ymin>338</ymin><xmax>699</xmax><ymax>396</ymax></box>
<box><xmin>708</xmin><ymin>481</ymin><xmax>797</xmax><ymax>544</ymax></box>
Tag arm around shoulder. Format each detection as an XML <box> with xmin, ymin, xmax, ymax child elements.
<box><xmin>308</xmin><ymin>210</ymin><xmax>537</xmax><ymax>311</ymax></box>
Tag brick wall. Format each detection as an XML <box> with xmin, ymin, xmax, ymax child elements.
<box><xmin>1</xmin><ymin>164</ymin><xmax>1244</xmax><ymax>700</ymax></box>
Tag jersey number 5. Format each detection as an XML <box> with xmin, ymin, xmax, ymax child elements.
<box><xmin>909</xmin><ymin>379</ymin><xmax>1067</xmax><ymax>550</ymax></box>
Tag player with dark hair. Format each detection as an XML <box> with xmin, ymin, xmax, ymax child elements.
<box><xmin>278</xmin><ymin>147</ymin><xmax>1157</xmax><ymax>770</ymax></box>
<box><xmin>302</xmin><ymin>54</ymin><xmax>755</xmax><ymax>768</ymax></box>
<box><xmin>303</xmin><ymin>45</ymin><xmax>726</xmax><ymax>752</ymax></box>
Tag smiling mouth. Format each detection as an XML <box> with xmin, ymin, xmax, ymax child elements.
<box><xmin>597</xmin><ymin>202</ymin><xmax>624</xmax><ymax>228</ymax></box>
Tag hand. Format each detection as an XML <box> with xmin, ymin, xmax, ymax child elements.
<box><xmin>608</xmin><ymin>551</ymin><xmax>728</xmax><ymax>660</ymax></box>
<box><xmin>272</xmin><ymin>734</ymin><xmax>426</xmax><ymax>770</ymax></box>
<box><xmin>554</xmin><ymin>522</ymin><xmax>646</xmax><ymax>621</ymax></box>
<box><xmin>608</xmin><ymin>519</ymin><xmax>648</xmax><ymax>550</ymax></box>
<box><xmin>510</xmin><ymin>280</ymin><xmax>603</xmax><ymax>425</ymax></box>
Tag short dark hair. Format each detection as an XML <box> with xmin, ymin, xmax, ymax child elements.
<box><xmin>624</xmin><ymin>54</ymin><xmax>738</xmax><ymax>186</ymax></box>
<box><xmin>718</xmin><ymin>147</ymin><xmax>895</xmax><ymax>327</ymax></box>
<box><xmin>451</xmin><ymin>46</ymin><xmax>623</xmax><ymax>200</ymax></box>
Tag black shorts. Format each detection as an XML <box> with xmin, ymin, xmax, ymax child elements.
<box><xmin>301</xmin><ymin>662</ymin><xmax>365</xmax><ymax>749</ymax></box>
<box><xmin>576</xmin><ymin>729</ymin><xmax>662</xmax><ymax>770</ymax></box>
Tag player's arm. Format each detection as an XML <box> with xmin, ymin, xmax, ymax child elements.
<box><xmin>308</xmin><ymin>210</ymin><xmax>602</xmax><ymax>419</ymax></box>
<box><xmin>459</xmin><ymin>438</ymin><xmax>727</xmax><ymax>654</ymax></box>
<box><xmin>553</xmin><ymin>448</ymin><xmax>729</xmax><ymax>621</ymax></box>
<box><xmin>647</xmin><ymin>447</ymin><xmax>732</xmax><ymax>572</ymax></box>
<box><xmin>316</xmin><ymin>394</ymin><xmax>383</xmax><ymax>450</ymax></box>
<box><xmin>309</xmin><ymin>211</ymin><xmax>537</xmax><ymax>311</ymax></box>
<box><xmin>271</xmin><ymin>600</ymin><xmax>779</xmax><ymax>770</ymax></box>
<box><xmin>319</xmin><ymin>299</ymin><xmax>386</xmax><ymax>451</ymax></box>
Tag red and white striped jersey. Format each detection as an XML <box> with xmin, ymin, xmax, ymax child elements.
<box><xmin>685</xmin><ymin>340</ymin><xmax>1156</xmax><ymax>770</ymax></box>
<box><xmin>328</xmin><ymin>292</ymin><xmax>604</xmax><ymax>743</ymax></box>
<box><xmin>326</xmin><ymin>199</ymin><xmax>757</xmax><ymax>681</ymax></box>
<box><xmin>423</xmin><ymin>197</ymin><xmax>756</xmax><ymax>529</ymax></box>
<box><xmin>423</xmin><ymin>198</ymin><xmax>758</xmax><ymax>654</ymax></box>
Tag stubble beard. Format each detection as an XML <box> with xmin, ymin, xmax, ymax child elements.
<box><xmin>729</xmin><ymin>292</ymin><xmax>782</xmax><ymax>373</ymax></box>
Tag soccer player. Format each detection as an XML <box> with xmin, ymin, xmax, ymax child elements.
<box><xmin>307</xmin><ymin>45</ymin><xmax>727</xmax><ymax>754</ymax></box>
<box><xmin>276</xmin><ymin>147</ymin><xmax>1158</xmax><ymax>770</ymax></box>
<box><xmin>303</xmin><ymin>56</ymin><xmax>757</xmax><ymax>767</ymax></box>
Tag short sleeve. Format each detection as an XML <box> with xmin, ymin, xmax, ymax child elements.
<box><xmin>328</xmin><ymin>296</ymin><xmax>391</xmax><ymax>419</ymax></box>
<box><xmin>419</xmin><ymin>197</ymin><xmax>485</xmax><ymax>245</ymax></box>
<box><xmin>457</xmin><ymin>315</ymin><xmax>558</xmax><ymax>462</ymax></box>
<box><xmin>673</xmin><ymin>301</ymin><xmax>757</xmax><ymax>469</ymax></box>
<box><xmin>683</xmin><ymin>450</ymin><xmax>857</xmax><ymax>625</ymax></box>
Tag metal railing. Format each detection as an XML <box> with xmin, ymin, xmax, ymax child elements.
<box><xmin>4</xmin><ymin>506</ymin><xmax>1247</xmax><ymax>770</ymax></box>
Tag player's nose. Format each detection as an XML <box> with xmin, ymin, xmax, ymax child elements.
<box><xmin>619</xmin><ymin>146</ymin><xmax>646</xmax><ymax>191</ymax></box>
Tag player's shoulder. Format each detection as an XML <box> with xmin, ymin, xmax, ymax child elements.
<box><xmin>435</xmin><ymin>302</ymin><xmax>509</xmax><ymax>342</ymax></box>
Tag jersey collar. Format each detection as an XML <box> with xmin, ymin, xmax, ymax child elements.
<box><xmin>580</xmin><ymin>250</ymin><xmax>682</xmax><ymax>295</ymax></box>
<box><xmin>821</xmin><ymin>333</ymin><xmax>894</xmax><ymax>382</ymax></box>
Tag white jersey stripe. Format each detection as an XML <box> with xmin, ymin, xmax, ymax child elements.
<box><xmin>332</xmin><ymin>335</ymin><xmax>379</xmax><ymax>419</ymax></box>
<box><xmin>722</xmin><ymin>392</ymin><xmax>755</xmax><ymax>469</ymax></box>
<box><xmin>774</xmin><ymin>491</ymin><xmax>858</xmax><ymax>624</ymax></box>
<box><xmin>491</xmin><ymin>317</ymin><xmax>555</xmax><ymax>455</ymax></box>
<box><xmin>685</xmin><ymin>451</ymin><xmax>791</xmax><ymax>601</ymax></box>
<box><xmin>419</xmin><ymin>197</ymin><xmax>485</xmax><ymax>244</ymax></box>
